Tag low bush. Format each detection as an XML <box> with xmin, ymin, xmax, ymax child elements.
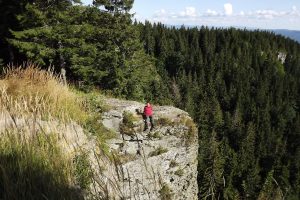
<box><xmin>159</xmin><ymin>183</ymin><xmax>173</xmax><ymax>200</ymax></box>
<box><xmin>120</xmin><ymin>111</ymin><xmax>138</xmax><ymax>136</ymax></box>
<box><xmin>148</xmin><ymin>146</ymin><xmax>168</xmax><ymax>157</ymax></box>
<box><xmin>148</xmin><ymin>131</ymin><xmax>162</xmax><ymax>139</ymax></box>
<box><xmin>156</xmin><ymin>117</ymin><xmax>174</xmax><ymax>126</ymax></box>
<box><xmin>181</xmin><ymin>116</ymin><xmax>197</xmax><ymax>145</ymax></box>
<box><xmin>175</xmin><ymin>168</ymin><xmax>184</xmax><ymax>177</ymax></box>
<box><xmin>169</xmin><ymin>160</ymin><xmax>178</xmax><ymax>168</ymax></box>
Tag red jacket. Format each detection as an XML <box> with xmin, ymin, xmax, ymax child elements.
<box><xmin>144</xmin><ymin>105</ymin><xmax>153</xmax><ymax>116</ymax></box>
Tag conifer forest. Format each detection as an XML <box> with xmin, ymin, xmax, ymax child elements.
<box><xmin>0</xmin><ymin>0</ymin><xmax>300</xmax><ymax>199</ymax></box>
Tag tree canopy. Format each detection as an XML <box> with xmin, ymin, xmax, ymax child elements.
<box><xmin>0</xmin><ymin>1</ymin><xmax>300</xmax><ymax>199</ymax></box>
<box><xmin>136</xmin><ymin>22</ymin><xmax>300</xmax><ymax>199</ymax></box>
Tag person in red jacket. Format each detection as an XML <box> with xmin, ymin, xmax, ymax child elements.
<box><xmin>143</xmin><ymin>102</ymin><xmax>154</xmax><ymax>131</ymax></box>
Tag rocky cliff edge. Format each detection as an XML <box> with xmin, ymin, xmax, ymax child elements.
<box><xmin>100</xmin><ymin>97</ymin><xmax>198</xmax><ymax>200</ymax></box>
<box><xmin>0</xmin><ymin>96</ymin><xmax>198</xmax><ymax>200</ymax></box>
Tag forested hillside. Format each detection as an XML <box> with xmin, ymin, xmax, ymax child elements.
<box><xmin>0</xmin><ymin>0</ymin><xmax>300</xmax><ymax>199</ymax></box>
<box><xmin>137</xmin><ymin>22</ymin><xmax>300</xmax><ymax>199</ymax></box>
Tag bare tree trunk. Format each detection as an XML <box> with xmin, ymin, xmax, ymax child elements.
<box><xmin>8</xmin><ymin>45</ymin><xmax>14</xmax><ymax>63</ymax></box>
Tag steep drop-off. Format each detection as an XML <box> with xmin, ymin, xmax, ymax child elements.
<box><xmin>0</xmin><ymin>87</ymin><xmax>198</xmax><ymax>199</ymax></box>
<box><xmin>100</xmin><ymin>97</ymin><xmax>198</xmax><ymax>199</ymax></box>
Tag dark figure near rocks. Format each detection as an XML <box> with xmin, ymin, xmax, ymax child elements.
<box><xmin>143</xmin><ymin>102</ymin><xmax>154</xmax><ymax>131</ymax></box>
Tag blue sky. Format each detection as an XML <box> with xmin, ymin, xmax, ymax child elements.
<box><xmin>82</xmin><ymin>0</ymin><xmax>300</xmax><ymax>30</ymax></box>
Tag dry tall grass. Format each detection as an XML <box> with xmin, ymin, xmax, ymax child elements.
<box><xmin>0</xmin><ymin>64</ymin><xmax>86</xmax><ymax>199</ymax></box>
<box><xmin>0</xmin><ymin>63</ymin><xmax>86</xmax><ymax>122</ymax></box>
<box><xmin>0</xmin><ymin>129</ymin><xmax>84</xmax><ymax>200</ymax></box>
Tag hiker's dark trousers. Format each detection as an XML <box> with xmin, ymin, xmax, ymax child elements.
<box><xmin>144</xmin><ymin>115</ymin><xmax>154</xmax><ymax>130</ymax></box>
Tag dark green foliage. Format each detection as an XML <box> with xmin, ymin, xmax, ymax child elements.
<box><xmin>1</xmin><ymin>0</ymin><xmax>300</xmax><ymax>198</ymax></box>
<box><xmin>7</xmin><ymin>0</ymin><xmax>167</xmax><ymax>103</ymax></box>
<box><xmin>0</xmin><ymin>58</ymin><xmax>3</xmax><ymax>72</ymax></box>
<box><xmin>137</xmin><ymin>22</ymin><xmax>300</xmax><ymax>199</ymax></box>
<box><xmin>0</xmin><ymin>0</ymin><xmax>28</xmax><ymax>63</ymax></box>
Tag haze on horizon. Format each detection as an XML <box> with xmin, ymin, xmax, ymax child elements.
<box><xmin>82</xmin><ymin>0</ymin><xmax>300</xmax><ymax>31</ymax></box>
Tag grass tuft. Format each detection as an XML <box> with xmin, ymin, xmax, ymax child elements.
<box><xmin>0</xmin><ymin>63</ymin><xmax>86</xmax><ymax>123</ymax></box>
<box><xmin>180</xmin><ymin>116</ymin><xmax>197</xmax><ymax>145</ymax></box>
<box><xmin>74</xmin><ymin>151</ymin><xmax>93</xmax><ymax>190</ymax></box>
<box><xmin>159</xmin><ymin>183</ymin><xmax>173</xmax><ymax>200</ymax></box>
<box><xmin>148</xmin><ymin>146</ymin><xmax>168</xmax><ymax>157</ymax></box>
<box><xmin>120</xmin><ymin>111</ymin><xmax>138</xmax><ymax>136</ymax></box>
<box><xmin>0</xmin><ymin>131</ymin><xmax>83</xmax><ymax>200</ymax></box>
<box><xmin>169</xmin><ymin>159</ymin><xmax>178</xmax><ymax>168</ymax></box>
<box><xmin>175</xmin><ymin>168</ymin><xmax>184</xmax><ymax>177</ymax></box>
<box><xmin>156</xmin><ymin>117</ymin><xmax>174</xmax><ymax>126</ymax></box>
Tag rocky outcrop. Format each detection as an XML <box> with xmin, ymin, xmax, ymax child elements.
<box><xmin>278</xmin><ymin>52</ymin><xmax>287</xmax><ymax>63</ymax></box>
<box><xmin>0</xmin><ymin>97</ymin><xmax>198</xmax><ymax>200</ymax></box>
<box><xmin>100</xmin><ymin>98</ymin><xmax>198</xmax><ymax>200</ymax></box>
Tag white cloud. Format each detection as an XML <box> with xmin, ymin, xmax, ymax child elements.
<box><xmin>291</xmin><ymin>6</ymin><xmax>300</xmax><ymax>16</ymax></box>
<box><xmin>255</xmin><ymin>10</ymin><xmax>278</xmax><ymax>19</ymax></box>
<box><xmin>152</xmin><ymin>9</ymin><xmax>170</xmax><ymax>23</ymax></box>
<box><xmin>147</xmin><ymin>4</ymin><xmax>300</xmax><ymax>30</ymax></box>
<box><xmin>224</xmin><ymin>3</ymin><xmax>233</xmax><ymax>15</ymax></box>
<box><xmin>205</xmin><ymin>9</ymin><xmax>219</xmax><ymax>16</ymax></box>
<box><xmin>154</xmin><ymin>9</ymin><xmax>167</xmax><ymax>17</ymax></box>
<box><xmin>179</xmin><ymin>7</ymin><xmax>197</xmax><ymax>17</ymax></box>
<box><xmin>251</xmin><ymin>7</ymin><xmax>300</xmax><ymax>20</ymax></box>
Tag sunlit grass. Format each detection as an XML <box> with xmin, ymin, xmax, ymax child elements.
<box><xmin>0</xmin><ymin>63</ymin><xmax>86</xmax><ymax>123</ymax></box>
<box><xmin>0</xmin><ymin>63</ymin><xmax>116</xmax><ymax>199</ymax></box>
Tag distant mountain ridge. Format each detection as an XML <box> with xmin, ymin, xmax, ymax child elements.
<box><xmin>272</xmin><ymin>29</ymin><xmax>300</xmax><ymax>43</ymax></box>
<box><xmin>169</xmin><ymin>24</ymin><xmax>300</xmax><ymax>43</ymax></box>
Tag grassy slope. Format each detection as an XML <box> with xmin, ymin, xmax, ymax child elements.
<box><xmin>0</xmin><ymin>64</ymin><xmax>112</xmax><ymax>199</ymax></box>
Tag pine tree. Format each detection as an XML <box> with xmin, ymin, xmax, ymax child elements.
<box><xmin>9</xmin><ymin>0</ymin><xmax>163</xmax><ymax>100</ymax></box>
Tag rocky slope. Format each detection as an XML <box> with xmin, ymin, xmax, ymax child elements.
<box><xmin>100</xmin><ymin>98</ymin><xmax>198</xmax><ymax>200</ymax></box>
<box><xmin>0</xmin><ymin>97</ymin><xmax>198</xmax><ymax>200</ymax></box>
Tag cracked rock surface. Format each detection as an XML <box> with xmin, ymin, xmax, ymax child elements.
<box><xmin>102</xmin><ymin>98</ymin><xmax>198</xmax><ymax>200</ymax></box>
<box><xmin>0</xmin><ymin>97</ymin><xmax>198</xmax><ymax>200</ymax></box>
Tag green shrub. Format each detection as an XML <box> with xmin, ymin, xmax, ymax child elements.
<box><xmin>148</xmin><ymin>147</ymin><xmax>168</xmax><ymax>157</ymax></box>
<box><xmin>156</xmin><ymin>117</ymin><xmax>174</xmax><ymax>126</ymax></box>
<box><xmin>74</xmin><ymin>152</ymin><xmax>93</xmax><ymax>190</ymax></box>
<box><xmin>120</xmin><ymin>111</ymin><xmax>138</xmax><ymax>136</ymax></box>
<box><xmin>148</xmin><ymin>131</ymin><xmax>162</xmax><ymax>139</ymax></box>
<box><xmin>181</xmin><ymin>117</ymin><xmax>197</xmax><ymax>145</ymax></box>
<box><xmin>159</xmin><ymin>183</ymin><xmax>173</xmax><ymax>200</ymax></box>
<box><xmin>112</xmin><ymin>151</ymin><xmax>137</xmax><ymax>165</ymax></box>
<box><xmin>82</xmin><ymin>92</ymin><xmax>110</xmax><ymax>114</ymax></box>
<box><xmin>175</xmin><ymin>168</ymin><xmax>184</xmax><ymax>177</ymax></box>
<box><xmin>169</xmin><ymin>160</ymin><xmax>178</xmax><ymax>168</ymax></box>
<box><xmin>82</xmin><ymin>91</ymin><xmax>116</xmax><ymax>156</ymax></box>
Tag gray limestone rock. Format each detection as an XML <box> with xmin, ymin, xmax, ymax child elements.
<box><xmin>0</xmin><ymin>97</ymin><xmax>198</xmax><ymax>200</ymax></box>
<box><xmin>100</xmin><ymin>97</ymin><xmax>199</xmax><ymax>200</ymax></box>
